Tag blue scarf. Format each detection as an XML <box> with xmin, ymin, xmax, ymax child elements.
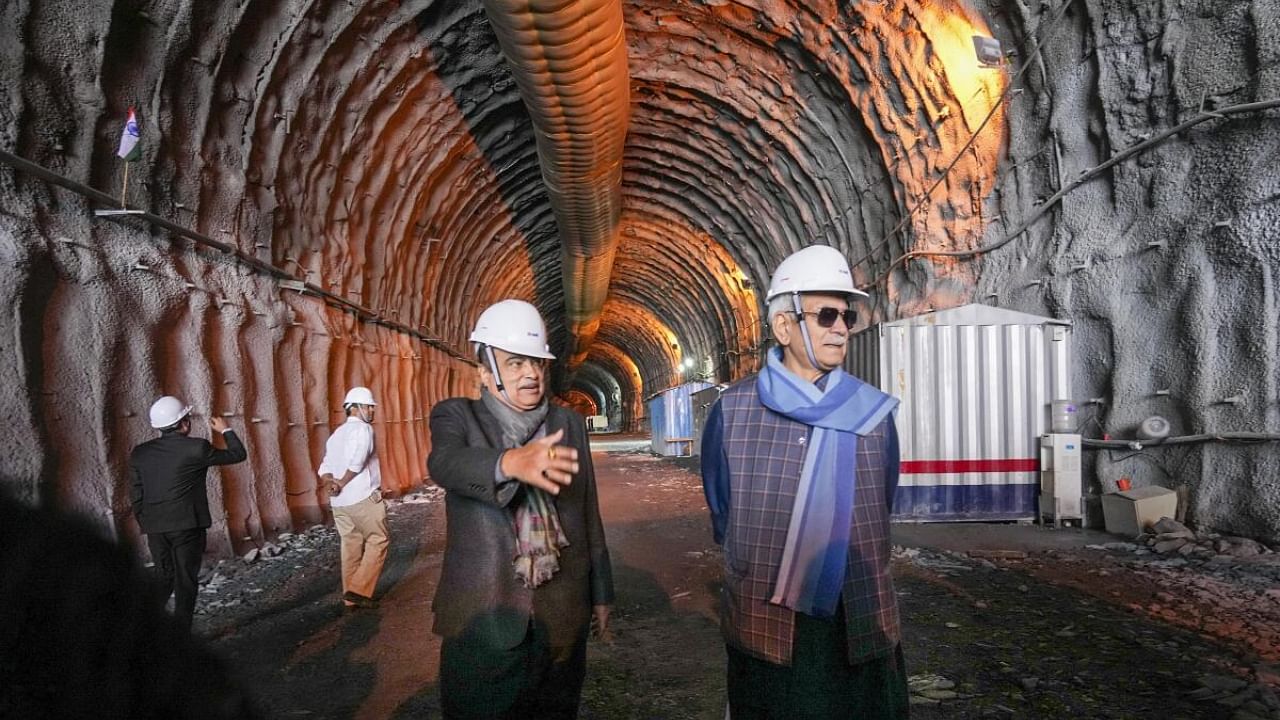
<box><xmin>757</xmin><ymin>348</ymin><xmax>898</xmax><ymax>617</ymax></box>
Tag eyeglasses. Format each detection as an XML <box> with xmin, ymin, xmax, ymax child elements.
<box><xmin>796</xmin><ymin>307</ymin><xmax>857</xmax><ymax>329</ymax></box>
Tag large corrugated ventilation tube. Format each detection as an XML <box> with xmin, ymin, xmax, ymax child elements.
<box><xmin>480</xmin><ymin>0</ymin><xmax>631</xmax><ymax>367</ymax></box>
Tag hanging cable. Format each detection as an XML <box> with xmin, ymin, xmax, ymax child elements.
<box><xmin>861</xmin><ymin>97</ymin><xmax>1280</xmax><ymax>289</ymax></box>
<box><xmin>851</xmin><ymin>0</ymin><xmax>1083</xmax><ymax>272</ymax></box>
<box><xmin>0</xmin><ymin>149</ymin><xmax>472</xmax><ymax>363</ymax></box>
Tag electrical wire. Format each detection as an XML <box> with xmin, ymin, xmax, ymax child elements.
<box><xmin>851</xmin><ymin>0</ymin><xmax>1083</xmax><ymax>272</ymax></box>
<box><xmin>0</xmin><ymin>149</ymin><xmax>472</xmax><ymax>363</ymax></box>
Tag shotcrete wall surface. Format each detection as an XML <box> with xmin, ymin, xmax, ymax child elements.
<box><xmin>1</xmin><ymin>0</ymin><xmax>1277</xmax><ymax>553</ymax></box>
<box><xmin>1</xmin><ymin>202</ymin><xmax>476</xmax><ymax>557</ymax></box>
<box><xmin>972</xmin><ymin>0</ymin><xmax>1280</xmax><ymax>541</ymax></box>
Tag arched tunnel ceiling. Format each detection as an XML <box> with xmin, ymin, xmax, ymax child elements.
<box><xmin>9</xmin><ymin>0</ymin><xmax>1007</xmax><ymax>422</ymax></box>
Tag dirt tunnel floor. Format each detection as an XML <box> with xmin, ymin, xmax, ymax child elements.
<box><xmin>200</xmin><ymin>438</ymin><xmax>1280</xmax><ymax>719</ymax></box>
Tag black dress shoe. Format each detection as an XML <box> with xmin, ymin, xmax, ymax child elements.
<box><xmin>343</xmin><ymin>591</ymin><xmax>379</xmax><ymax>609</ymax></box>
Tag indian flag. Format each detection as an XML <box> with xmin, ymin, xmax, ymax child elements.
<box><xmin>117</xmin><ymin>107</ymin><xmax>141</xmax><ymax>161</ymax></box>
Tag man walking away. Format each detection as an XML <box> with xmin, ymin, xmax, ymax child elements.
<box><xmin>130</xmin><ymin>395</ymin><xmax>247</xmax><ymax>632</ymax></box>
<box><xmin>318</xmin><ymin>386</ymin><xmax>389</xmax><ymax>610</ymax></box>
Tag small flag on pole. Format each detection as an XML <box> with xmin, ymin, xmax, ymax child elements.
<box><xmin>117</xmin><ymin>107</ymin><xmax>141</xmax><ymax>161</ymax></box>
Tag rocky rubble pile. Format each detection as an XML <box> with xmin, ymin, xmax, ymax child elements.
<box><xmin>1088</xmin><ymin>517</ymin><xmax>1280</xmax><ymax>594</ymax></box>
<box><xmin>195</xmin><ymin>523</ymin><xmax>340</xmax><ymax>616</ymax></box>
<box><xmin>192</xmin><ymin>491</ymin><xmax>442</xmax><ymax>625</ymax></box>
<box><xmin>908</xmin><ymin>674</ymin><xmax>962</xmax><ymax>706</ymax></box>
<box><xmin>1081</xmin><ymin>517</ymin><xmax>1280</xmax><ymax>684</ymax></box>
<box><xmin>1187</xmin><ymin>674</ymin><xmax>1280</xmax><ymax>720</ymax></box>
<box><xmin>1137</xmin><ymin>517</ymin><xmax>1278</xmax><ymax>562</ymax></box>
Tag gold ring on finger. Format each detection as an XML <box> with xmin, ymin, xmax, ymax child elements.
<box><xmin>548</xmin><ymin>447</ymin><xmax>556</xmax><ymax>460</ymax></box>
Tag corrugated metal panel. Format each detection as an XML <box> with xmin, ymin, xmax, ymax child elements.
<box><xmin>648</xmin><ymin>381</ymin><xmax>713</xmax><ymax>456</ymax></box>
<box><xmin>850</xmin><ymin>304</ymin><xmax>1072</xmax><ymax>521</ymax></box>
<box><xmin>647</xmin><ymin>394</ymin><xmax>665</xmax><ymax>455</ymax></box>
<box><xmin>690</xmin><ymin>386</ymin><xmax>722</xmax><ymax>457</ymax></box>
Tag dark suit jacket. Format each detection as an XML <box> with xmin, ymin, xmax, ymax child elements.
<box><xmin>130</xmin><ymin>430</ymin><xmax>247</xmax><ymax>535</ymax></box>
<box><xmin>427</xmin><ymin>398</ymin><xmax>614</xmax><ymax>650</ymax></box>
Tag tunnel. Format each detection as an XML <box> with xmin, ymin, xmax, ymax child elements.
<box><xmin>2</xmin><ymin>0</ymin><xmax>1279</xmax><ymax>566</ymax></box>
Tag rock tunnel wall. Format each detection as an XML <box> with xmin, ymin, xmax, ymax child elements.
<box><xmin>0</xmin><ymin>0</ymin><xmax>1277</xmax><ymax>550</ymax></box>
<box><xmin>0</xmin><ymin>197</ymin><xmax>476</xmax><ymax>557</ymax></box>
<box><xmin>963</xmin><ymin>0</ymin><xmax>1280</xmax><ymax>541</ymax></box>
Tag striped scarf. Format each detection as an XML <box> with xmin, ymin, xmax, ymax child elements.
<box><xmin>756</xmin><ymin>349</ymin><xmax>897</xmax><ymax>617</ymax></box>
<box><xmin>480</xmin><ymin>389</ymin><xmax>569</xmax><ymax>589</ymax></box>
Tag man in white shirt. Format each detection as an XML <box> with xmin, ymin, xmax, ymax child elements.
<box><xmin>318</xmin><ymin>386</ymin><xmax>388</xmax><ymax>610</ymax></box>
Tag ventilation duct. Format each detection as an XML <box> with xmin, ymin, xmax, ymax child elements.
<box><xmin>481</xmin><ymin>0</ymin><xmax>631</xmax><ymax>366</ymax></box>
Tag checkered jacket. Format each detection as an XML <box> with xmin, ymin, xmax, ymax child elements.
<box><xmin>708</xmin><ymin>377</ymin><xmax>901</xmax><ymax>666</ymax></box>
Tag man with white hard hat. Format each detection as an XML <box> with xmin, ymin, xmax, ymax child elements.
<box><xmin>428</xmin><ymin>299</ymin><xmax>614</xmax><ymax>720</ymax></box>
<box><xmin>130</xmin><ymin>395</ymin><xmax>247</xmax><ymax>632</ymax></box>
<box><xmin>318</xmin><ymin>386</ymin><xmax>388</xmax><ymax>610</ymax></box>
<box><xmin>701</xmin><ymin>245</ymin><xmax>909</xmax><ymax>718</ymax></box>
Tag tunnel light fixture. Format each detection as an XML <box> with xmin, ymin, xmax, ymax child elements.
<box><xmin>972</xmin><ymin>35</ymin><xmax>1003</xmax><ymax>67</ymax></box>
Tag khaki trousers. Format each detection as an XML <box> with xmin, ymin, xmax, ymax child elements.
<box><xmin>332</xmin><ymin>491</ymin><xmax>389</xmax><ymax>600</ymax></box>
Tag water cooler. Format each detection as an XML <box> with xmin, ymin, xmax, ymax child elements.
<box><xmin>1039</xmin><ymin>433</ymin><xmax>1083</xmax><ymax>525</ymax></box>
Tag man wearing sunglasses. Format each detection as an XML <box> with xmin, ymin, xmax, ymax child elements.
<box><xmin>701</xmin><ymin>245</ymin><xmax>908</xmax><ymax>719</ymax></box>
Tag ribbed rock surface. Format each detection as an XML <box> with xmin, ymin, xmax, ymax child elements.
<box><xmin>1</xmin><ymin>0</ymin><xmax>1276</xmax><ymax>552</ymax></box>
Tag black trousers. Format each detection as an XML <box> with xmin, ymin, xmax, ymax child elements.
<box><xmin>726</xmin><ymin>610</ymin><xmax>909</xmax><ymax>720</ymax></box>
<box><xmin>146</xmin><ymin>528</ymin><xmax>206</xmax><ymax>632</ymax></box>
<box><xmin>440</xmin><ymin>618</ymin><xmax>587</xmax><ymax>720</ymax></box>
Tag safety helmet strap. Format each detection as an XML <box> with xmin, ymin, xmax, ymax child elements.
<box><xmin>791</xmin><ymin>292</ymin><xmax>821</xmax><ymax>370</ymax></box>
<box><xmin>483</xmin><ymin>345</ymin><xmax>519</xmax><ymax>407</ymax></box>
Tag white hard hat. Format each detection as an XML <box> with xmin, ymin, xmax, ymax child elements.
<box><xmin>468</xmin><ymin>299</ymin><xmax>555</xmax><ymax>359</ymax></box>
<box><xmin>149</xmin><ymin>396</ymin><xmax>192</xmax><ymax>429</ymax></box>
<box><xmin>765</xmin><ymin>245</ymin><xmax>869</xmax><ymax>301</ymax></box>
<box><xmin>342</xmin><ymin>386</ymin><xmax>377</xmax><ymax>407</ymax></box>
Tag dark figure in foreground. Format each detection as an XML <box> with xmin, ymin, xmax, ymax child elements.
<box><xmin>702</xmin><ymin>245</ymin><xmax>909</xmax><ymax>719</ymax></box>
<box><xmin>0</xmin><ymin>491</ymin><xmax>259</xmax><ymax>719</ymax></box>
<box><xmin>130</xmin><ymin>395</ymin><xmax>247</xmax><ymax>631</ymax></box>
<box><xmin>428</xmin><ymin>299</ymin><xmax>614</xmax><ymax>720</ymax></box>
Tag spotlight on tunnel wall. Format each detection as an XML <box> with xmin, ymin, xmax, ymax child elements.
<box><xmin>972</xmin><ymin>35</ymin><xmax>1004</xmax><ymax>68</ymax></box>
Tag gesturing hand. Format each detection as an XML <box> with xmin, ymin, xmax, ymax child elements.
<box><xmin>210</xmin><ymin>416</ymin><xmax>229</xmax><ymax>434</ymax></box>
<box><xmin>499</xmin><ymin>429</ymin><xmax>579</xmax><ymax>495</ymax></box>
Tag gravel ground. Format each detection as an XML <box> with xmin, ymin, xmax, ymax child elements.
<box><xmin>194</xmin><ymin>448</ymin><xmax>1280</xmax><ymax>719</ymax></box>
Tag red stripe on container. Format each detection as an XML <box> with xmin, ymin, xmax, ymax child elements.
<box><xmin>901</xmin><ymin>459</ymin><xmax>1040</xmax><ymax>474</ymax></box>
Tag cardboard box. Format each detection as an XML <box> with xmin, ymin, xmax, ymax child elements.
<box><xmin>1101</xmin><ymin>485</ymin><xmax>1178</xmax><ymax>537</ymax></box>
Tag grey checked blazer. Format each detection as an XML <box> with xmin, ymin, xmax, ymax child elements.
<box><xmin>705</xmin><ymin>376</ymin><xmax>902</xmax><ymax>666</ymax></box>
